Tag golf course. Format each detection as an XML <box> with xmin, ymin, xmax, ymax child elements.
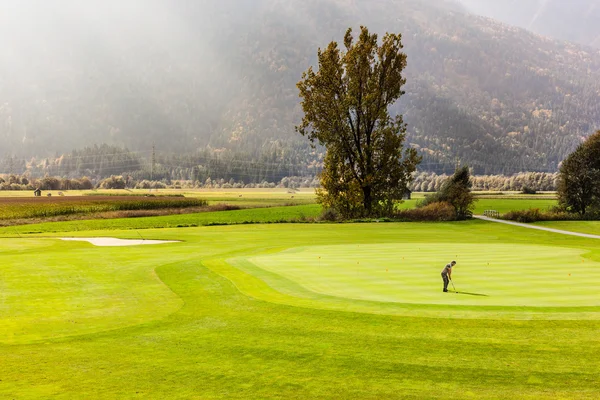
<box><xmin>2</xmin><ymin>196</ymin><xmax>600</xmax><ymax>398</ymax></box>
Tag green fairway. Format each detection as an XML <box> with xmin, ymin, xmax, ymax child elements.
<box><xmin>2</xmin><ymin>219</ymin><xmax>600</xmax><ymax>398</ymax></box>
<box><xmin>0</xmin><ymin>239</ymin><xmax>184</xmax><ymax>343</ymax></box>
<box><xmin>244</xmin><ymin>242</ymin><xmax>598</xmax><ymax>307</ymax></box>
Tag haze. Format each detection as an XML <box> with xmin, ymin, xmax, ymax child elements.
<box><xmin>1</xmin><ymin>0</ymin><xmax>599</xmax><ymax>175</ymax></box>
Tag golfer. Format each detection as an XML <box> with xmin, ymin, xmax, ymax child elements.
<box><xmin>441</xmin><ymin>261</ymin><xmax>456</xmax><ymax>292</ymax></box>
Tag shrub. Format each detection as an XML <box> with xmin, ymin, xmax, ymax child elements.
<box><xmin>135</xmin><ymin>180</ymin><xmax>167</xmax><ymax>189</ymax></box>
<box><xmin>319</xmin><ymin>208</ymin><xmax>341</xmax><ymax>222</ymax></box>
<box><xmin>418</xmin><ymin>166</ymin><xmax>475</xmax><ymax>220</ymax></box>
<box><xmin>79</xmin><ymin>177</ymin><xmax>94</xmax><ymax>190</ymax></box>
<box><xmin>209</xmin><ymin>204</ymin><xmax>242</xmax><ymax>212</ymax></box>
<box><xmin>522</xmin><ymin>186</ymin><xmax>537</xmax><ymax>195</ymax></box>
<box><xmin>40</xmin><ymin>176</ymin><xmax>61</xmax><ymax>190</ymax></box>
<box><xmin>504</xmin><ymin>208</ymin><xmax>542</xmax><ymax>223</ymax></box>
<box><xmin>98</xmin><ymin>175</ymin><xmax>127</xmax><ymax>189</ymax></box>
<box><xmin>396</xmin><ymin>201</ymin><xmax>456</xmax><ymax>221</ymax></box>
<box><xmin>503</xmin><ymin>208</ymin><xmax>577</xmax><ymax>223</ymax></box>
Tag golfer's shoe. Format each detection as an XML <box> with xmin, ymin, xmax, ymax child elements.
<box><xmin>443</xmin><ymin>289</ymin><xmax>448</xmax><ymax>292</ymax></box>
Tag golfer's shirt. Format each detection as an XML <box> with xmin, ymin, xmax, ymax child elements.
<box><xmin>441</xmin><ymin>264</ymin><xmax>452</xmax><ymax>276</ymax></box>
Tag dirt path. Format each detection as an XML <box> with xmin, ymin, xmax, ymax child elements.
<box><xmin>474</xmin><ymin>215</ymin><xmax>600</xmax><ymax>239</ymax></box>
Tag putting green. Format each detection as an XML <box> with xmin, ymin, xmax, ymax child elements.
<box><xmin>234</xmin><ymin>242</ymin><xmax>600</xmax><ymax>309</ymax></box>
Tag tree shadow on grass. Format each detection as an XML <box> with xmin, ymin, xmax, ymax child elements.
<box><xmin>450</xmin><ymin>291</ymin><xmax>489</xmax><ymax>297</ymax></box>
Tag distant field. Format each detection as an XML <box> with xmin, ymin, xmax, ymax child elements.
<box><xmin>1</xmin><ymin>219</ymin><xmax>600</xmax><ymax>398</ymax></box>
<box><xmin>0</xmin><ymin>189</ymin><xmax>557</xmax><ymax>218</ymax></box>
<box><xmin>0</xmin><ymin>190</ymin><xmax>561</xmax><ymax>235</ymax></box>
<box><xmin>0</xmin><ymin>188</ymin><xmax>318</xmax><ymax>207</ymax></box>
<box><xmin>0</xmin><ymin>195</ymin><xmax>207</xmax><ymax>220</ymax></box>
<box><xmin>472</xmin><ymin>198</ymin><xmax>557</xmax><ymax>214</ymax></box>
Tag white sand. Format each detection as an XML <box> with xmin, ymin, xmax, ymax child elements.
<box><xmin>61</xmin><ymin>238</ymin><xmax>179</xmax><ymax>247</ymax></box>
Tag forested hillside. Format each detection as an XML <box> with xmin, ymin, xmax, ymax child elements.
<box><xmin>1</xmin><ymin>0</ymin><xmax>600</xmax><ymax>176</ymax></box>
<box><xmin>459</xmin><ymin>0</ymin><xmax>600</xmax><ymax>48</ymax></box>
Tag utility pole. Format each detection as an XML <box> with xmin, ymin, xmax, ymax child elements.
<box><xmin>454</xmin><ymin>156</ymin><xmax>461</xmax><ymax>172</ymax></box>
<box><xmin>151</xmin><ymin>142</ymin><xmax>156</xmax><ymax>180</ymax></box>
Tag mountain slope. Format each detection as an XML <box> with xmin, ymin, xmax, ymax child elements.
<box><xmin>1</xmin><ymin>0</ymin><xmax>599</xmax><ymax>174</ymax></box>
<box><xmin>459</xmin><ymin>0</ymin><xmax>600</xmax><ymax>48</ymax></box>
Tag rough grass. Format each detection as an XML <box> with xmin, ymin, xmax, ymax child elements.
<box><xmin>1</xmin><ymin>220</ymin><xmax>600</xmax><ymax>398</ymax></box>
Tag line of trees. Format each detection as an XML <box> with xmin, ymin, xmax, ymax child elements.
<box><xmin>0</xmin><ymin>168</ymin><xmax>560</xmax><ymax>194</ymax></box>
<box><xmin>4</xmin><ymin>171</ymin><xmax>557</xmax><ymax>194</ymax></box>
<box><xmin>412</xmin><ymin>171</ymin><xmax>558</xmax><ymax>192</ymax></box>
<box><xmin>0</xmin><ymin>175</ymin><xmax>94</xmax><ymax>191</ymax></box>
<box><xmin>0</xmin><ymin>143</ymin><xmax>321</xmax><ymax>185</ymax></box>
<box><xmin>3</xmin><ymin>146</ymin><xmax>561</xmax><ymax>192</ymax></box>
<box><xmin>0</xmin><ymin>174</ymin><xmax>322</xmax><ymax>192</ymax></box>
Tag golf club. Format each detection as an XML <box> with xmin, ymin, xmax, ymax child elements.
<box><xmin>450</xmin><ymin>279</ymin><xmax>456</xmax><ymax>292</ymax></box>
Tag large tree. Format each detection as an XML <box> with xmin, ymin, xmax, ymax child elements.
<box><xmin>297</xmin><ymin>26</ymin><xmax>421</xmax><ymax>218</ymax></box>
<box><xmin>558</xmin><ymin>131</ymin><xmax>600</xmax><ymax>216</ymax></box>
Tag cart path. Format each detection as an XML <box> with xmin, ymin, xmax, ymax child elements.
<box><xmin>474</xmin><ymin>215</ymin><xmax>600</xmax><ymax>240</ymax></box>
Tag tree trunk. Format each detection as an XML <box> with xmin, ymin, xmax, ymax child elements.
<box><xmin>363</xmin><ymin>185</ymin><xmax>372</xmax><ymax>216</ymax></box>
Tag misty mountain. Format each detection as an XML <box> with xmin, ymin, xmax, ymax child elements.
<box><xmin>459</xmin><ymin>0</ymin><xmax>600</xmax><ymax>48</ymax></box>
<box><xmin>1</xmin><ymin>0</ymin><xmax>600</xmax><ymax>175</ymax></box>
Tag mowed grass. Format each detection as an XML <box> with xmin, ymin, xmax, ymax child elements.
<box><xmin>535</xmin><ymin>220</ymin><xmax>600</xmax><ymax>236</ymax></box>
<box><xmin>244</xmin><ymin>242</ymin><xmax>598</xmax><ymax>307</ymax></box>
<box><xmin>2</xmin><ymin>219</ymin><xmax>600</xmax><ymax>398</ymax></box>
<box><xmin>472</xmin><ymin>198</ymin><xmax>557</xmax><ymax>214</ymax></box>
<box><xmin>0</xmin><ymin>239</ymin><xmax>184</xmax><ymax>343</ymax></box>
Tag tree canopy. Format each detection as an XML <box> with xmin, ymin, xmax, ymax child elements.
<box><xmin>297</xmin><ymin>26</ymin><xmax>421</xmax><ymax>218</ymax></box>
<box><xmin>558</xmin><ymin>131</ymin><xmax>600</xmax><ymax>216</ymax></box>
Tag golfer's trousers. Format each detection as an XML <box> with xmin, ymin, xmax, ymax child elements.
<box><xmin>441</xmin><ymin>273</ymin><xmax>449</xmax><ymax>291</ymax></box>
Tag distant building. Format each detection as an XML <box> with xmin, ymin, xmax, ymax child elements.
<box><xmin>403</xmin><ymin>189</ymin><xmax>412</xmax><ymax>200</ymax></box>
<box><xmin>34</xmin><ymin>188</ymin><xmax>42</xmax><ymax>197</ymax></box>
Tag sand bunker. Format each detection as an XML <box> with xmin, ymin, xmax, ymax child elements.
<box><xmin>61</xmin><ymin>238</ymin><xmax>179</xmax><ymax>247</ymax></box>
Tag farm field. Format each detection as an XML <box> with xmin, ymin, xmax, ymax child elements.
<box><xmin>2</xmin><ymin>217</ymin><xmax>600</xmax><ymax>398</ymax></box>
<box><xmin>0</xmin><ymin>195</ymin><xmax>207</xmax><ymax>220</ymax></box>
<box><xmin>0</xmin><ymin>188</ymin><xmax>318</xmax><ymax>207</ymax></box>
<box><xmin>0</xmin><ymin>195</ymin><xmax>558</xmax><ymax>236</ymax></box>
<box><xmin>0</xmin><ymin>189</ymin><xmax>316</xmax><ymax>223</ymax></box>
<box><xmin>0</xmin><ymin>189</ymin><xmax>558</xmax><ymax>228</ymax></box>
